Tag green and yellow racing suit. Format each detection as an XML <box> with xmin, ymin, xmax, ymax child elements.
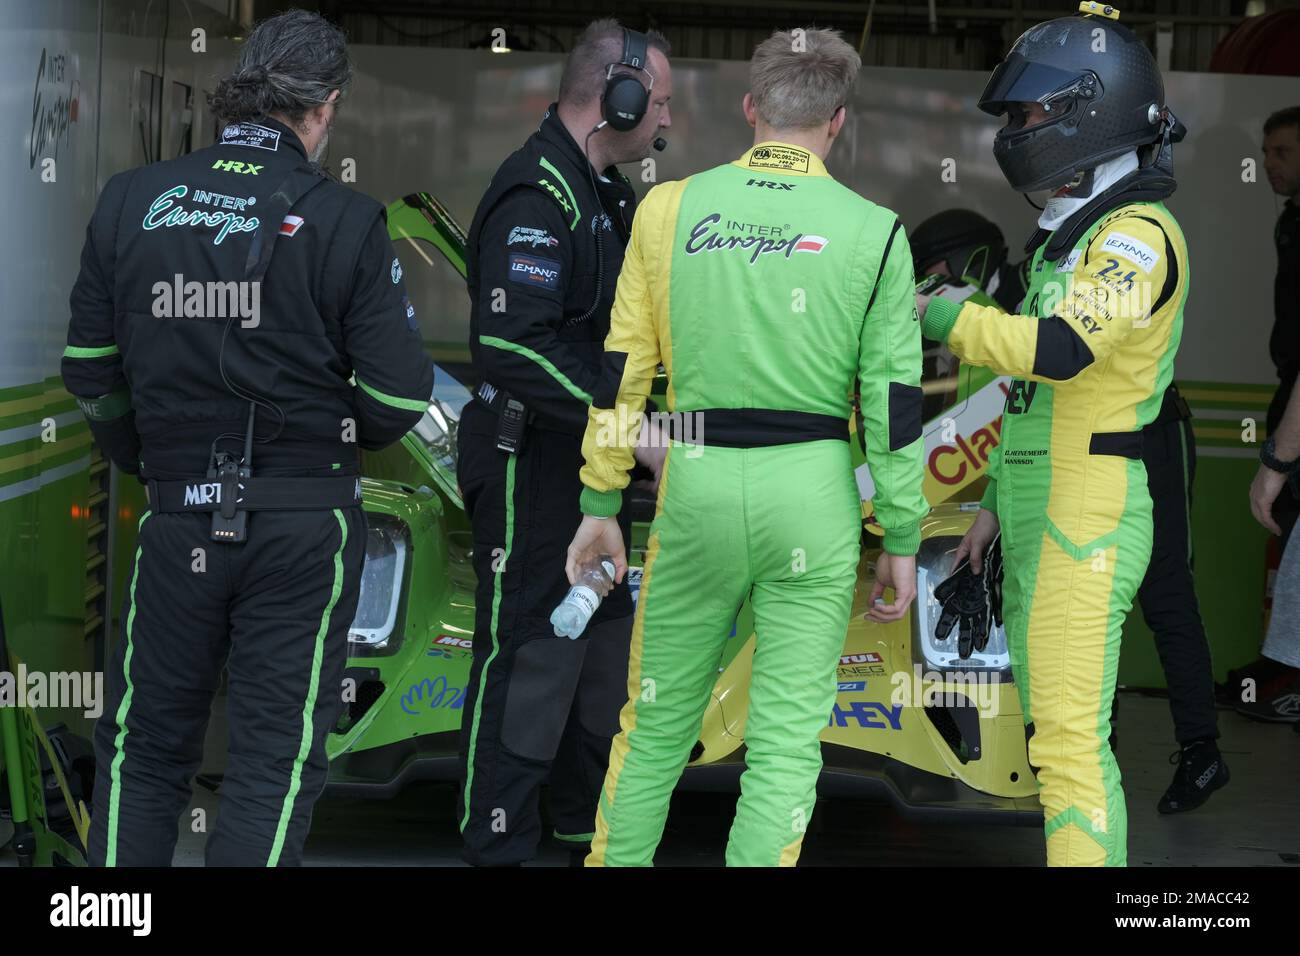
<box><xmin>923</xmin><ymin>201</ymin><xmax>1189</xmax><ymax>866</ymax></box>
<box><xmin>578</xmin><ymin>143</ymin><xmax>927</xmax><ymax>866</ymax></box>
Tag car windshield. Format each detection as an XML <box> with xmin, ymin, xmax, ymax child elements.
<box><xmin>411</xmin><ymin>362</ymin><xmax>474</xmax><ymax>473</ymax></box>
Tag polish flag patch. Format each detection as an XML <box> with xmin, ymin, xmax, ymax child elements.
<box><xmin>279</xmin><ymin>214</ymin><xmax>304</xmax><ymax>237</ymax></box>
<box><xmin>794</xmin><ymin>235</ymin><xmax>828</xmax><ymax>254</ymax></box>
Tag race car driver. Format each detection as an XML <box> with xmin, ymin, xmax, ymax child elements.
<box><xmin>61</xmin><ymin>11</ymin><xmax>434</xmax><ymax>865</ymax></box>
<box><xmin>456</xmin><ymin>20</ymin><xmax>673</xmax><ymax>867</ymax></box>
<box><xmin>567</xmin><ymin>27</ymin><xmax>926</xmax><ymax>867</ymax></box>
<box><xmin>918</xmin><ymin>206</ymin><xmax>1225</xmax><ymax>813</ymax></box>
<box><xmin>919</xmin><ymin>5</ymin><xmax>1190</xmax><ymax>866</ymax></box>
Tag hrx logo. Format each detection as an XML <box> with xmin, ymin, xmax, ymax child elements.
<box><xmin>212</xmin><ymin>159</ymin><xmax>262</xmax><ymax>174</ymax></box>
<box><xmin>745</xmin><ymin>179</ymin><xmax>794</xmax><ymax>190</ymax></box>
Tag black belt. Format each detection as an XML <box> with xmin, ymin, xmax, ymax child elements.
<box><xmin>1147</xmin><ymin>383</ymin><xmax>1192</xmax><ymax>427</ymax></box>
<box><xmin>1089</xmin><ymin>431</ymin><xmax>1144</xmax><ymax>459</ymax></box>
<box><xmin>666</xmin><ymin>408</ymin><xmax>849</xmax><ymax>448</ymax></box>
<box><xmin>474</xmin><ymin>379</ymin><xmax>534</xmax><ymax>419</ymax></box>
<box><xmin>147</xmin><ymin>475</ymin><xmax>363</xmax><ymax>513</ymax></box>
<box><xmin>474</xmin><ymin>379</ymin><xmax>508</xmax><ymax>414</ymax></box>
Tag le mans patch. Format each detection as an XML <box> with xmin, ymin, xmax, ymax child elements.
<box><xmin>508</xmin><ymin>253</ymin><xmax>562</xmax><ymax>290</ymax></box>
<box><xmin>1098</xmin><ymin>231</ymin><xmax>1160</xmax><ymax>273</ymax></box>
<box><xmin>748</xmin><ymin>145</ymin><xmax>810</xmax><ymax>173</ymax></box>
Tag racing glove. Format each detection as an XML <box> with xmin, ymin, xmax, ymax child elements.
<box><xmin>933</xmin><ymin>533</ymin><xmax>1003</xmax><ymax>659</ymax></box>
<box><xmin>985</xmin><ymin>533</ymin><xmax>1004</xmax><ymax>629</ymax></box>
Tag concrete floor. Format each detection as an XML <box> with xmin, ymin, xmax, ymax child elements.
<box><xmin>6</xmin><ymin>690</ymin><xmax>1292</xmax><ymax>867</ymax></box>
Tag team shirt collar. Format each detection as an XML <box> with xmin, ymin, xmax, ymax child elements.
<box><xmin>734</xmin><ymin>141</ymin><xmax>830</xmax><ymax>178</ymax></box>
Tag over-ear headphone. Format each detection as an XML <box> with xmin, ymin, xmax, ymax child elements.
<box><xmin>601</xmin><ymin>28</ymin><xmax>653</xmax><ymax>132</ymax></box>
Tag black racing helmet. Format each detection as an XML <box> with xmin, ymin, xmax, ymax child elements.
<box><xmin>910</xmin><ymin>209</ymin><xmax>1008</xmax><ymax>289</ymax></box>
<box><xmin>979</xmin><ymin>3</ymin><xmax>1167</xmax><ymax>192</ymax></box>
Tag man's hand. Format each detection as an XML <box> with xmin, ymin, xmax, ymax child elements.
<box><xmin>1250</xmin><ymin>464</ymin><xmax>1287</xmax><ymax>535</ymax></box>
<box><xmin>566</xmin><ymin>514</ymin><xmax>628</xmax><ymax>585</ymax></box>
<box><xmin>916</xmin><ymin>291</ymin><xmax>933</xmax><ymax>321</ymax></box>
<box><xmin>868</xmin><ymin>552</ymin><xmax>917</xmax><ymax>623</ymax></box>
<box><xmin>633</xmin><ymin>416</ymin><xmax>668</xmax><ymax>494</ymax></box>
<box><xmin>953</xmin><ymin>507</ymin><xmax>1000</xmax><ymax>574</ymax></box>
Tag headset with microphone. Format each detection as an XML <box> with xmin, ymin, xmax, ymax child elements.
<box><xmin>570</xmin><ymin>28</ymin><xmax>665</xmax><ymax>327</ymax></box>
<box><xmin>595</xmin><ymin>27</ymin><xmax>666</xmax><ymax>150</ymax></box>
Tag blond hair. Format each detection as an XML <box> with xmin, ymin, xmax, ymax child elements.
<box><xmin>749</xmin><ymin>28</ymin><xmax>860</xmax><ymax>131</ymax></box>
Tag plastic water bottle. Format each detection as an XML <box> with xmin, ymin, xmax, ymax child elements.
<box><xmin>550</xmin><ymin>555</ymin><xmax>616</xmax><ymax>639</ymax></box>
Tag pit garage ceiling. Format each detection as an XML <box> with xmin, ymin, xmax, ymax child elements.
<box><xmin>292</xmin><ymin>0</ymin><xmax>1251</xmax><ymax>72</ymax></box>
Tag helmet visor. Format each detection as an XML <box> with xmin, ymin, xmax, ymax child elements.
<box><xmin>978</xmin><ymin>54</ymin><xmax>1093</xmax><ymax>117</ymax></box>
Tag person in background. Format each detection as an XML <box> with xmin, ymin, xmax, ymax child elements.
<box><xmin>455</xmin><ymin>19</ymin><xmax>673</xmax><ymax>867</ymax></box>
<box><xmin>1250</xmin><ymin>375</ymin><xmax>1300</xmax><ymax>727</ymax></box>
<box><xmin>1264</xmin><ymin>105</ymin><xmax>1300</xmax><ymax>542</ymax></box>
<box><xmin>911</xmin><ymin>208</ymin><xmax>1031</xmax><ymax>312</ymax></box>
<box><xmin>1223</xmin><ymin>106</ymin><xmax>1300</xmax><ymax>724</ymax></box>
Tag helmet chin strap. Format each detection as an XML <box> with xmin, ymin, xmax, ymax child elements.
<box><xmin>1038</xmin><ymin>151</ymin><xmax>1139</xmax><ymax>231</ymax></box>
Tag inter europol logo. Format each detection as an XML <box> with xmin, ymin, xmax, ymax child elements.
<box><xmin>29</xmin><ymin>47</ymin><xmax>80</xmax><ymax>170</ymax></box>
<box><xmin>142</xmin><ymin>184</ymin><xmax>258</xmax><ymax>246</ymax></box>
<box><xmin>684</xmin><ymin>213</ymin><xmax>829</xmax><ymax>264</ymax></box>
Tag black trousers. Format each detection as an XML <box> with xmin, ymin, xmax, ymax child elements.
<box><xmin>455</xmin><ymin>401</ymin><xmax>634</xmax><ymax>866</ymax></box>
<box><xmin>1137</xmin><ymin>417</ymin><xmax>1219</xmax><ymax>744</ymax></box>
<box><xmin>88</xmin><ymin>506</ymin><xmax>365</xmax><ymax>866</ymax></box>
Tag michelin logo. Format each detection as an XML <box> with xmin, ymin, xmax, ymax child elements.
<box><xmin>1099</xmin><ymin>232</ymin><xmax>1160</xmax><ymax>273</ymax></box>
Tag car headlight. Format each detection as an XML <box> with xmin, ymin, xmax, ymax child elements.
<box><xmin>911</xmin><ymin>535</ymin><xmax>1010</xmax><ymax>675</ymax></box>
<box><xmin>348</xmin><ymin>515</ymin><xmax>411</xmax><ymax>656</ymax></box>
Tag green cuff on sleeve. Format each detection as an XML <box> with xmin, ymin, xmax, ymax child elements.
<box><xmin>921</xmin><ymin>297</ymin><xmax>963</xmax><ymax>343</ymax></box>
<box><xmin>881</xmin><ymin>521</ymin><xmax>921</xmax><ymax>557</ymax></box>
<box><xmin>580</xmin><ymin>486</ymin><xmax>622</xmax><ymax>518</ymax></box>
<box><xmin>980</xmin><ymin>477</ymin><xmax>998</xmax><ymax>514</ymax></box>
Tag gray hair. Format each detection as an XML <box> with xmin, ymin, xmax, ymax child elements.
<box><xmin>558</xmin><ymin>18</ymin><xmax>671</xmax><ymax>109</ymax></box>
<box><xmin>208</xmin><ymin>9</ymin><xmax>352</xmax><ymax>125</ymax></box>
<box><xmin>749</xmin><ymin>28</ymin><xmax>861</xmax><ymax>131</ymax></box>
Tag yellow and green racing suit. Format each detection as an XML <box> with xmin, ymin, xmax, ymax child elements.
<box><xmin>922</xmin><ymin>200</ymin><xmax>1190</xmax><ymax>866</ymax></box>
<box><xmin>578</xmin><ymin>143</ymin><xmax>927</xmax><ymax>866</ymax></box>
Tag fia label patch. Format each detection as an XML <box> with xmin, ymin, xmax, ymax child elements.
<box><xmin>747</xmin><ymin>144</ymin><xmax>810</xmax><ymax>173</ymax></box>
<box><xmin>508</xmin><ymin>253</ymin><xmax>561</xmax><ymax>290</ymax></box>
<box><xmin>391</xmin><ymin>257</ymin><xmax>403</xmax><ymax>284</ymax></box>
<box><xmin>220</xmin><ymin>122</ymin><xmax>281</xmax><ymax>151</ymax></box>
<box><xmin>1057</xmin><ymin>249</ymin><xmax>1081</xmax><ymax>274</ymax></box>
<box><xmin>1099</xmin><ymin>231</ymin><xmax>1160</xmax><ymax>273</ymax></box>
